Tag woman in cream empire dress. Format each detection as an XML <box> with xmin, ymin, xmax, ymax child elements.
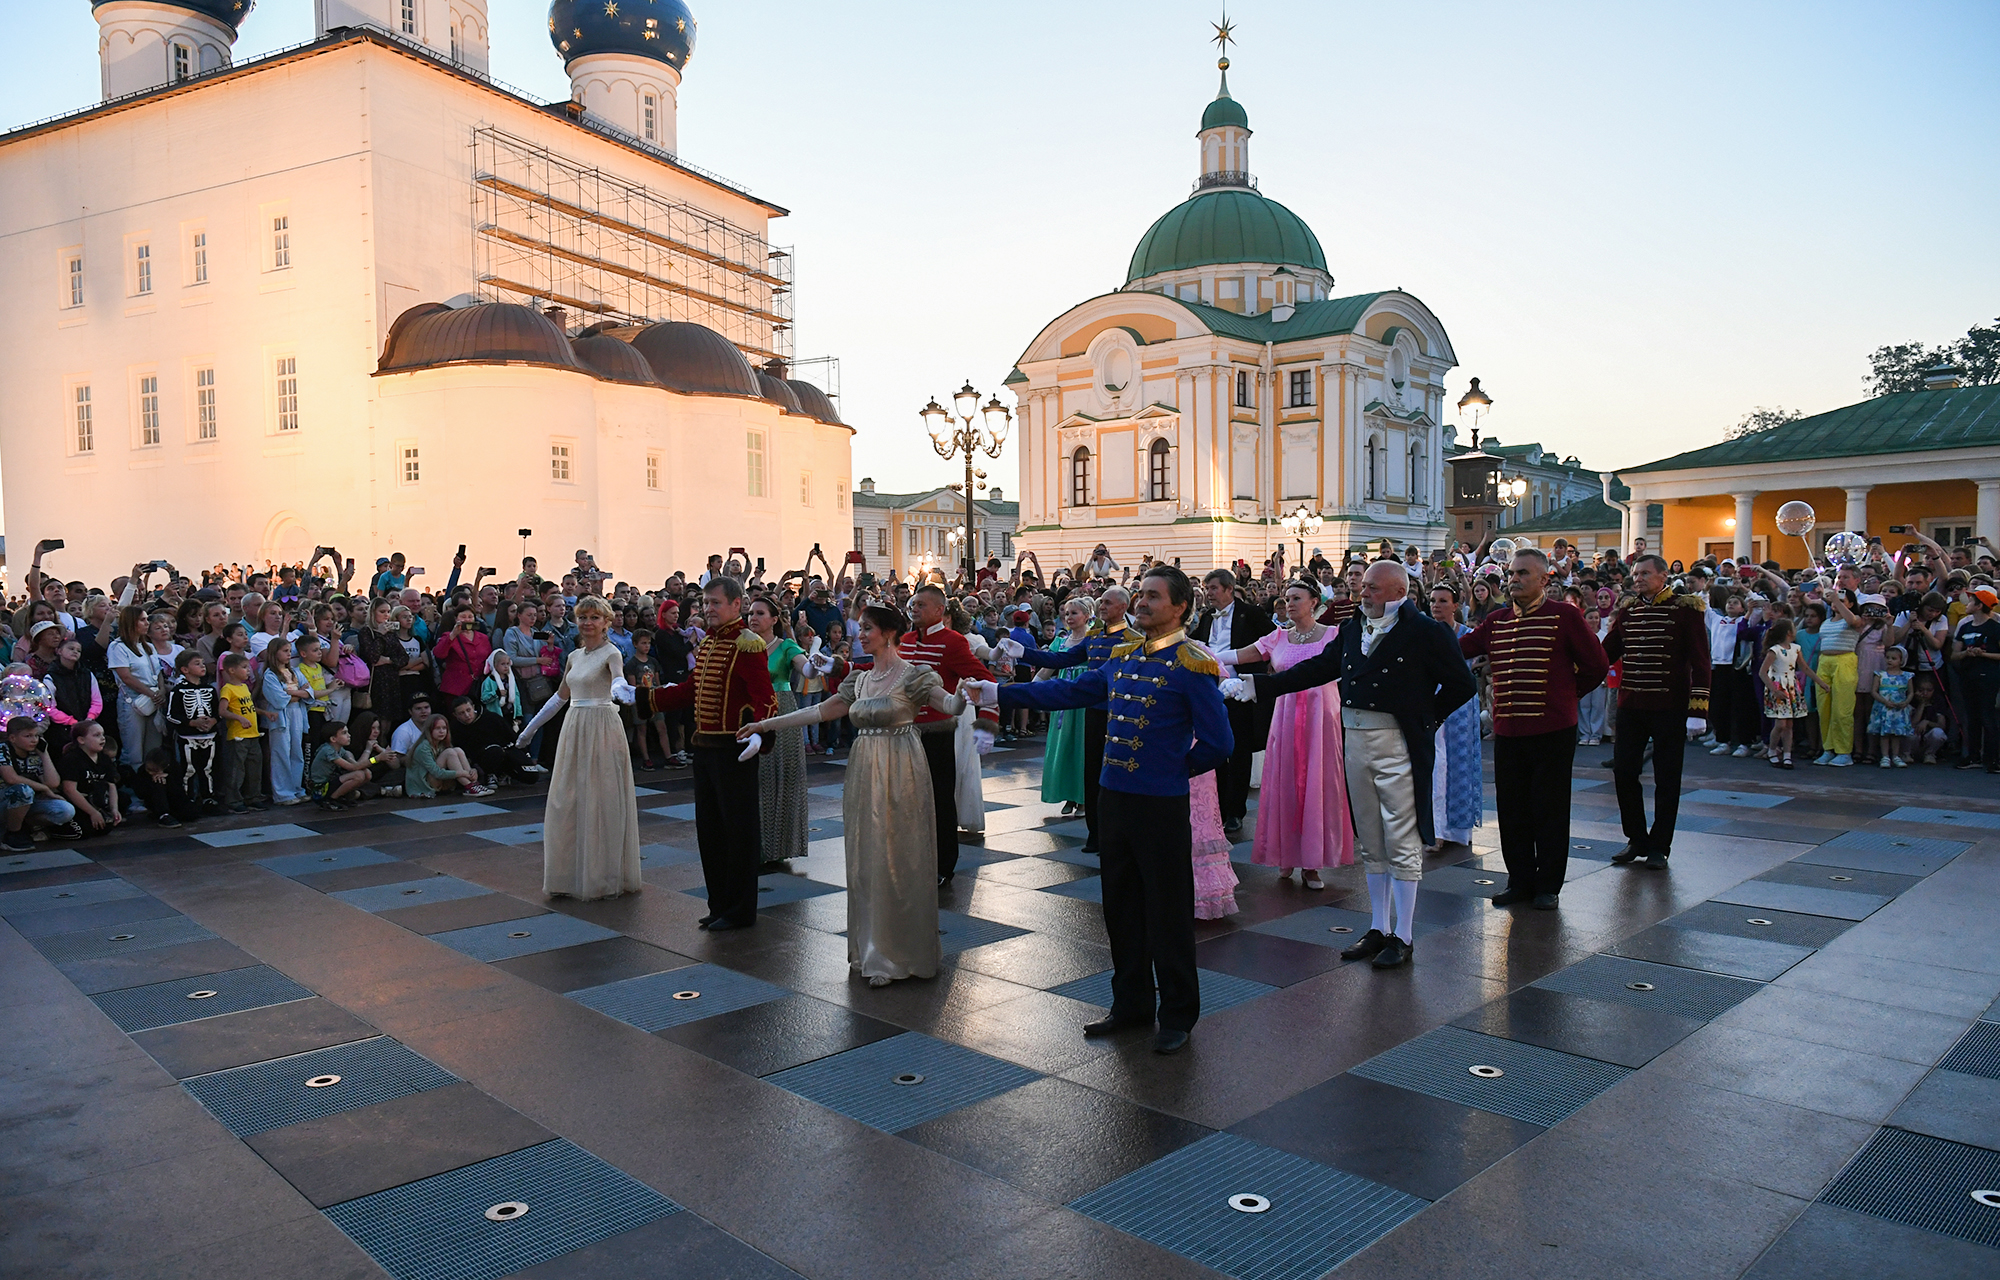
<box><xmin>740</xmin><ymin>607</ymin><xmax>965</xmax><ymax>986</ymax></box>
<box><xmin>529</xmin><ymin>598</ymin><xmax>642</xmax><ymax>900</ymax></box>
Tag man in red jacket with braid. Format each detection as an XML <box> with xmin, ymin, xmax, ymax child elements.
<box><xmin>1601</xmin><ymin>554</ymin><xmax>1711</xmax><ymax>870</ymax></box>
<box><xmin>1460</xmin><ymin>548</ymin><xmax>1609</xmax><ymax>910</ymax></box>
<box><xmin>899</xmin><ymin>584</ymin><xmax>999</xmax><ymax>886</ymax></box>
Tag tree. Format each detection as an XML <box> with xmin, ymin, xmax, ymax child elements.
<box><xmin>1866</xmin><ymin>316</ymin><xmax>2000</xmax><ymax>396</ymax></box>
<box><xmin>1726</xmin><ymin>406</ymin><xmax>1803</xmax><ymax>439</ymax></box>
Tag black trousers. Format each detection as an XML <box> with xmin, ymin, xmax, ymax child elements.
<box><xmin>922</xmin><ymin>728</ymin><xmax>961</xmax><ymax>876</ymax></box>
<box><xmin>473</xmin><ymin>743</ymin><xmax>538</xmax><ymax>781</ymax></box>
<box><xmin>691</xmin><ymin>746</ymin><xmax>763</xmax><ymax>926</ymax></box>
<box><xmin>1218</xmin><ymin>701</ymin><xmax>1259</xmax><ymax>823</ymax></box>
<box><xmin>1493</xmin><ymin>728</ymin><xmax>1577</xmax><ymax>896</ymax></box>
<box><xmin>1097</xmin><ymin>788</ymin><xmax>1199</xmax><ymax>1032</ymax></box>
<box><xmin>1709</xmin><ymin>666</ymin><xmax>1759</xmax><ymax>747</ymax></box>
<box><xmin>1081</xmin><ymin>707</ymin><xmax>1107</xmax><ymax>846</ymax></box>
<box><xmin>1613</xmin><ymin>706</ymin><xmax>1688</xmax><ymax>855</ymax></box>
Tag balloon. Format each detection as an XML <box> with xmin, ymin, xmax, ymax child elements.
<box><xmin>0</xmin><ymin>673</ymin><xmax>48</xmax><ymax>727</ymax></box>
<box><xmin>1488</xmin><ymin>537</ymin><xmax>1518</xmax><ymax>563</ymax></box>
<box><xmin>1775</xmin><ymin>500</ymin><xmax>1816</xmax><ymax>538</ymax></box>
<box><xmin>1824</xmin><ymin>531</ymin><xmax>1868</xmax><ymax>564</ymax></box>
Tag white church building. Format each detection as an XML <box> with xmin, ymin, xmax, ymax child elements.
<box><xmin>1007</xmin><ymin>52</ymin><xmax>1458</xmax><ymax>573</ymax></box>
<box><xmin>0</xmin><ymin>0</ymin><xmax>854</xmax><ymax>586</ymax></box>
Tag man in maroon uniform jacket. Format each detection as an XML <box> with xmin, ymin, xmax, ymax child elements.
<box><xmin>898</xmin><ymin>585</ymin><xmax>999</xmax><ymax>885</ymax></box>
<box><xmin>1460</xmin><ymin>548</ymin><xmax>1609</xmax><ymax>908</ymax></box>
<box><xmin>1601</xmin><ymin>554</ymin><xmax>1711</xmax><ymax>869</ymax></box>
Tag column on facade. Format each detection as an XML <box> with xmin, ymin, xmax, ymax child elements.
<box><xmin>1844</xmin><ymin>485</ymin><xmax>1872</xmax><ymax>536</ymax></box>
<box><xmin>1178</xmin><ymin>371</ymin><xmax>1198</xmax><ymax>513</ymax></box>
<box><xmin>1978</xmin><ymin>479</ymin><xmax>2000</xmax><ymax>551</ymax></box>
<box><xmin>1732</xmin><ymin>491</ymin><xmax>1758</xmax><ymax>560</ymax></box>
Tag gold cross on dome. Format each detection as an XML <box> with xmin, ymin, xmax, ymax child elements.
<box><xmin>1211</xmin><ymin>12</ymin><xmax>1236</xmax><ymax>52</ymax></box>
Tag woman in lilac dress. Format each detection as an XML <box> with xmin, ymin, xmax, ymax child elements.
<box><xmin>1212</xmin><ymin>579</ymin><xmax>1354</xmax><ymax>888</ymax></box>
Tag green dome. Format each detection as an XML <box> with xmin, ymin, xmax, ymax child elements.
<box><xmin>1127</xmin><ymin>188</ymin><xmax>1326</xmax><ymax>283</ymax></box>
<box><xmin>1200</xmin><ymin>93</ymin><xmax>1248</xmax><ymax>131</ymax></box>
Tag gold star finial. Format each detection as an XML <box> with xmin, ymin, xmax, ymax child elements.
<box><xmin>604</xmin><ymin>0</ymin><xmax>618</xmax><ymax>15</ymax></box>
<box><xmin>1211</xmin><ymin>12</ymin><xmax>1236</xmax><ymax>54</ymax></box>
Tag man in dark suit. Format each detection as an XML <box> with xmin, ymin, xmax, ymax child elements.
<box><xmin>1194</xmin><ymin>569</ymin><xmax>1274</xmax><ymax>835</ymax></box>
<box><xmin>1225</xmin><ymin>562</ymin><xmax>1476</xmax><ymax>968</ymax></box>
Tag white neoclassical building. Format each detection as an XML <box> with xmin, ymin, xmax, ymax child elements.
<box><xmin>1005</xmin><ymin>56</ymin><xmax>1458</xmax><ymax>572</ymax></box>
<box><xmin>0</xmin><ymin>0</ymin><xmax>853</xmax><ymax>586</ymax></box>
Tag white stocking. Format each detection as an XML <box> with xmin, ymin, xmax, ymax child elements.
<box><xmin>1391</xmin><ymin>878</ymin><xmax>1419</xmax><ymax>944</ymax></box>
<box><xmin>1366</xmin><ymin>872</ymin><xmax>1392</xmax><ymax>935</ymax></box>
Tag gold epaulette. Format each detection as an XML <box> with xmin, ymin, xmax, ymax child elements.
<box><xmin>735</xmin><ymin>631</ymin><xmax>767</xmax><ymax>653</ymax></box>
<box><xmin>1176</xmin><ymin>646</ymin><xmax>1220</xmax><ymax>677</ymax></box>
<box><xmin>1673</xmin><ymin>594</ymin><xmax>1707</xmax><ymax>612</ymax></box>
<box><xmin>1110</xmin><ymin>637</ymin><xmax>1144</xmax><ymax>661</ymax></box>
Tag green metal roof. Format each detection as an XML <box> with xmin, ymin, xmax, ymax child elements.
<box><xmin>1200</xmin><ymin>93</ymin><xmax>1248</xmax><ymax>131</ymax></box>
<box><xmin>1171</xmin><ymin>292</ymin><xmax>1383</xmax><ymax>343</ymax></box>
<box><xmin>1128</xmin><ymin>188</ymin><xmax>1326</xmax><ymax>282</ymax></box>
<box><xmin>1002</xmin><ymin>366</ymin><xmax>1027</xmax><ymax>385</ymax></box>
<box><xmin>1504</xmin><ymin>496</ymin><xmax>1663</xmax><ymax>535</ymax></box>
<box><xmin>1624</xmin><ymin>383</ymin><xmax>2000</xmax><ymax>473</ymax></box>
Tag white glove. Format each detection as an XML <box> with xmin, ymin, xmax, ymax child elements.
<box><xmin>515</xmin><ymin>689</ymin><xmax>566</xmax><ymax>747</ymax></box>
<box><xmin>998</xmin><ymin>637</ymin><xmax>1025</xmax><ymax>660</ymax></box>
<box><xmin>737</xmin><ymin>733</ymin><xmax>763</xmax><ymax>762</ymax></box>
<box><xmin>1219</xmin><ymin>676</ymin><xmax>1255</xmax><ymax>702</ymax></box>
<box><xmin>610</xmin><ymin>676</ymin><xmax>636</xmax><ymax>705</ymax></box>
<box><xmin>974</xmin><ymin>726</ymin><xmax>994</xmax><ymax>755</ymax></box>
<box><xmin>961</xmin><ymin>679</ymin><xmax>998</xmax><ymax>707</ymax></box>
<box><xmin>808</xmin><ymin>650</ymin><xmax>837</xmax><ymax>675</ymax></box>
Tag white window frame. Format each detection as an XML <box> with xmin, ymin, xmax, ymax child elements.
<box><xmin>171</xmin><ymin>40</ymin><xmax>192</xmax><ymax>82</ymax></box>
<box><xmin>1288</xmin><ymin>368</ymin><xmax>1313</xmax><ymax>408</ymax></box>
<box><xmin>136</xmin><ymin>372</ymin><xmax>161</xmax><ymax>447</ymax></box>
<box><xmin>746</xmin><ymin>429</ymin><xmax>766</xmax><ymax>497</ymax></box>
<box><xmin>1070</xmin><ymin>446</ymin><xmax>1092</xmax><ymax>507</ymax></box>
<box><xmin>270</xmin><ymin>354</ymin><xmax>300</xmax><ymax>432</ymax></box>
<box><xmin>399</xmin><ymin>440</ymin><xmax>420</xmax><ymax>485</ymax></box>
<box><xmin>645</xmin><ymin>452</ymin><xmax>660</xmax><ymax>490</ymax></box>
<box><xmin>189</xmin><ymin>228</ymin><xmax>208</xmax><ymax>285</ymax></box>
<box><xmin>131</xmin><ymin>241</ymin><xmax>152</xmax><ymax>296</ymax></box>
<box><xmin>876</xmin><ymin>527</ymin><xmax>887</xmax><ymax>556</ymax></box>
<box><xmin>70</xmin><ymin>382</ymin><xmax>94</xmax><ymax>455</ymax></box>
<box><xmin>269</xmin><ymin>214</ymin><xmax>291</xmax><ymax>271</ymax></box>
<box><xmin>853</xmin><ymin>526</ymin><xmax>864</xmax><ymax>552</ymax></box>
<box><xmin>643</xmin><ymin>93</ymin><xmax>657</xmax><ymax>141</ymax></box>
<box><xmin>62</xmin><ymin>248</ymin><xmax>84</xmax><ymax>309</ymax></box>
<box><xmin>1148</xmin><ymin>438</ymin><xmax>1172</xmax><ymax>501</ymax></box>
<box><xmin>400</xmin><ymin>0</ymin><xmax>417</xmax><ymax>35</ymax></box>
<box><xmin>799</xmin><ymin>471</ymin><xmax>813</xmax><ymax>506</ymax></box>
<box><xmin>836</xmin><ymin>479</ymin><xmax>847</xmax><ymax>510</ymax></box>
<box><xmin>907</xmin><ymin>526</ymin><xmax>920</xmax><ymax>554</ymax></box>
<box><xmin>192</xmin><ymin>365</ymin><xmax>217</xmax><ymax>440</ymax></box>
<box><xmin>550</xmin><ymin>439</ymin><xmax>574</xmax><ymax>483</ymax></box>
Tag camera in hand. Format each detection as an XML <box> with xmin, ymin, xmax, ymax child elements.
<box><xmin>456</xmin><ymin>543</ymin><xmax>467</xmax><ymax>558</ymax></box>
<box><xmin>38</xmin><ymin>539</ymin><xmax>64</xmax><ymax>553</ymax></box>
<box><xmin>479</xmin><ymin>567</ymin><xmax>497</xmax><ymax>577</ymax></box>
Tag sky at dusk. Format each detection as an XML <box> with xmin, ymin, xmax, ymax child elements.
<box><xmin>9</xmin><ymin>0</ymin><xmax>1998</xmax><ymax>502</ymax></box>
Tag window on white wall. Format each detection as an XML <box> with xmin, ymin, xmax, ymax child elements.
<box><xmin>172</xmin><ymin>42</ymin><xmax>191</xmax><ymax>82</ymax></box>
<box><xmin>139</xmin><ymin>376</ymin><xmax>160</xmax><ymax>446</ymax></box>
<box><xmin>645</xmin><ymin>452</ymin><xmax>660</xmax><ymax>490</ymax></box>
<box><xmin>194</xmin><ymin>367</ymin><xmax>217</xmax><ymax>439</ymax></box>
<box><xmin>799</xmin><ymin>472</ymin><xmax>812</xmax><ymax>506</ymax></box>
<box><xmin>270</xmin><ymin>216</ymin><xmax>290</xmax><ymax>270</ymax></box>
<box><xmin>134</xmin><ymin>243</ymin><xmax>152</xmax><ymax>295</ymax></box>
<box><xmin>550</xmin><ymin>441</ymin><xmax>572</xmax><ymax>482</ymax></box>
<box><xmin>400</xmin><ymin>0</ymin><xmax>416</xmax><ymax>34</ymax></box>
<box><xmin>400</xmin><ymin>442</ymin><xmax>420</xmax><ymax>484</ymax></box>
<box><xmin>190</xmin><ymin>231</ymin><xmax>207</xmax><ymax>285</ymax></box>
<box><xmin>1236</xmin><ymin>370</ymin><xmax>1250</xmax><ymax>408</ymax></box>
<box><xmin>1288</xmin><ymin>369</ymin><xmax>1312</xmax><ymax>407</ymax></box>
<box><xmin>836</xmin><ymin>480</ymin><xmax>847</xmax><ymax>510</ymax></box>
<box><xmin>643</xmin><ymin>94</ymin><xmax>657</xmax><ymax>141</ymax></box>
<box><xmin>66</xmin><ymin>253</ymin><xmax>83</xmax><ymax>308</ymax></box>
<box><xmin>907</xmin><ymin>526</ymin><xmax>919</xmax><ymax>554</ymax></box>
<box><xmin>73</xmin><ymin>385</ymin><xmax>93</xmax><ymax>454</ymax></box>
<box><xmin>274</xmin><ymin>357</ymin><xmax>298</xmax><ymax>431</ymax></box>
<box><xmin>1070</xmin><ymin>447</ymin><xmax>1091</xmax><ymax>506</ymax></box>
<box><xmin>746</xmin><ymin>430</ymin><xmax>765</xmax><ymax>496</ymax></box>
<box><xmin>876</xmin><ymin>528</ymin><xmax>887</xmax><ymax>556</ymax></box>
<box><xmin>450</xmin><ymin>24</ymin><xmax>461</xmax><ymax>61</ymax></box>
<box><xmin>1364</xmin><ymin>435</ymin><xmax>1377</xmax><ymax>501</ymax></box>
<box><xmin>853</xmin><ymin>526</ymin><xmax>863</xmax><ymax>552</ymax></box>
<box><xmin>1148</xmin><ymin>438</ymin><xmax>1172</xmax><ymax>501</ymax></box>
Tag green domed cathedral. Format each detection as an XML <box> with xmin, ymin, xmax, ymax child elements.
<box><xmin>1005</xmin><ymin>40</ymin><xmax>1460</xmax><ymax>573</ymax></box>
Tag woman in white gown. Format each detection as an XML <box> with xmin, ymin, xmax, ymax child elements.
<box><xmin>518</xmin><ymin>596</ymin><xmax>642</xmax><ymax>900</ymax></box>
<box><xmin>740</xmin><ymin>606</ymin><xmax>965</xmax><ymax>986</ymax></box>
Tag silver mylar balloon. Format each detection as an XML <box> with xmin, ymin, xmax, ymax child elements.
<box><xmin>1488</xmin><ymin>537</ymin><xmax>1518</xmax><ymax>563</ymax></box>
<box><xmin>1823</xmin><ymin>531</ymin><xmax>1868</xmax><ymax>563</ymax></box>
<box><xmin>1774</xmin><ymin>500</ymin><xmax>1815</xmax><ymax>537</ymax></box>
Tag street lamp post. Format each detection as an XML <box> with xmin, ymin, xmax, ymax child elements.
<box><xmin>920</xmin><ymin>382</ymin><xmax>1011</xmax><ymax>584</ymax></box>
<box><xmin>1280</xmin><ymin>502</ymin><xmax>1322</xmax><ymax>569</ymax></box>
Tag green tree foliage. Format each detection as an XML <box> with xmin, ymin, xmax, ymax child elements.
<box><xmin>1725</xmin><ymin>405</ymin><xmax>1803</xmax><ymax>439</ymax></box>
<box><xmin>1866</xmin><ymin>317</ymin><xmax>2000</xmax><ymax>395</ymax></box>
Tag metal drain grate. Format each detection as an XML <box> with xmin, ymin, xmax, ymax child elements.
<box><xmin>1050</xmin><ymin>968</ymin><xmax>1276</xmax><ymax>1018</ymax></box>
<box><xmin>429</xmin><ymin>913</ymin><xmax>619</xmax><ymax>962</ymax></box>
<box><xmin>469</xmin><ymin>824</ymin><xmax>545</xmax><ymax>846</ymax></box>
<box><xmin>190</xmin><ymin>824</ymin><xmax>318</xmax><ymax>848</ymax></box>
<box><xmin>1681</xmin><ymin>789</ymin><xmax>1791</xmax><ymax>809</ymax></box>
<box><xmin>1657</xmin><ymin>901</ymin><xmax>1853</xmax><ymax>949</ymax></box>
<box><xmin>1532</xmin><ymin>954</ymin><xmax>1763</xmax><ymax>1022</ymax></box>
<box><xmin>1349</xmin><ymin>1026</ymin><xmax>1630</xmax><ymax>1127</ymax></box>
<box><xmin>1880</xmin><ymin>806</ymin><xmax>2000</xmax><ymax>831</ymax></box>
<box><xmin>1820</xmin><ymin>1127</ymin><xmax>2000</xmax><ymax>1249</ymax></box>
<box><xmin>1937</xmin><ymin>1022</ymin><xmax>2000</xmax><ymax>1081</ymax></box>
<box><xmin>30</xmin><ymin>913</ymin><xmax>216</xmax><ymax>964</ymax></box>
<box><xmin>567</xmin><ymin>964</ymin><xmax>787</xmax><ymax>1032</ymax></box>
<box><xmin>936</xmin><ymin>910</ymin><xmax>1032</xmax><ymax>955</ymax></box>
<box><xmin>1790</xmin><ymin>841</ymin><xmax>1965</xmax><ymax>878</ymax></box>
<box><xmin>331</xmin><ymin>876</ymin><xmax>493</xmax><ymax>914</ymax></box>
<box><xmin>1812</xmin><ymin>830</ymin><xmax>1972</xmax><ymax>861</ymax></box>
<box><xmin>1070</xmin><ymin>1132</ymin><xmax>1428</xmax><ymax>1280</ymax></box>
<box><xmin>0</xmin><ymin>848</ymin><xmax>91</xmax><ymax>874</ymax></box>
<box><xmin>183</xmin><ymin>1037</ymin><xmax>454</xmax><ymax>1137</ymax></box>
<box><xmin>323</xmin><ymin>1139</ymin><xmax>679</xmax><ymax>1280</ymax></box>
<box><xmin>765</xmin><ymin>1031</ymin><xmax>1039</xmax><ymax>1133</ymax></box>
<box><xmin>91</xmin><ymin>964</ymin><xmax>313</xmax><ymax>1032</ymax></box>
<box><xmin>1710</xmin><ymin>881</ymin><xmax>1890</xmax><ymax>923</ymax></box>
<box><xmin>255</xmin><ymin>846</ymin><xmax>398</xmax><ymax>878</ymax></box>
<box><xmin>391</xmin><ymin>803</ymin><xmax>508</xmax><ymax>824</ymax></box>
<box><xmin>0</xmin><ymin>877</ymin><xmax>141</xmax><ymax>917</ymax></box>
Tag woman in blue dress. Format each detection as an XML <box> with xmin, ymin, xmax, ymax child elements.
<box><xmin>1427</xmin><ymin>583</ymin><xmax>1483</xmax><ymax>848</ymax></box>
<box><xmin>1036</xmin><ymin>597</ymin><xmax>1093</xmax><ymax>809</ymax></box>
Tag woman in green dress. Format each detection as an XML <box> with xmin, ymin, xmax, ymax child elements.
<box><xmin>1038</xmin><ymin>596</ymin><xmax>1093</xmax><ymax>808</ymax></box>
<box><xmin>747</xmin><ymin>597</ymin><xmax>808</xmax><ymax>867</ymax></box>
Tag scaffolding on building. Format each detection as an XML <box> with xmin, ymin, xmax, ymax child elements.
<box><xmin>471</xmin><ymin>125</ymin><xmax>793</xmax><ymax>363</ymax></box>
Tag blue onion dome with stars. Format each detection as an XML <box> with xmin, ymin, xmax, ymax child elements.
<box><xmin>548</xmin><ymin>0</ymin><xmax>695</xmax><ymax>71</ymax></box>
<box><xmin>92</xmin><ymin>0</ymin><xmax>254</xmax><ymax>33</ymax></box>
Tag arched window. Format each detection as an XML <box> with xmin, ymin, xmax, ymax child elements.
<box><xmin>1070</xmin><ymin>447</ymin><xmax>1091</xmax><ymax>507</ymax></box>
<box><xmin>171</xmin><ymin>41</ymin><xmax>192</xmax><ymax>82</ymax></box>
<box><xmin>1148</xmin><ymin>439</ymin><xmax>1172</xmax><ymax>501</ymax></box>
<box><xmin>1364</xmin><ymin>436</ymin><xmax>1377</xmax><ymax>501</ymax></box>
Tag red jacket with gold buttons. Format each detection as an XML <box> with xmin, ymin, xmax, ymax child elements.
<box><xmin>649</xmin><ymin>617</ymin><xmax>778</xmax><ymax>750</ymax></box>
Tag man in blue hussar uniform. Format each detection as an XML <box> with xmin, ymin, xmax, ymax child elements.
<box><xmin>966</xmin><ymin>566</ymin><xmax>1231</xmax><ymax>1055</ymax></box>
<box><xmin>994</xmin><ymin>585</ymin><xmax>1141</xmax><ymax>853</ymax></box>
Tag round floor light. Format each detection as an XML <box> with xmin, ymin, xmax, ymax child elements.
<box><xmin>1473</xmin><ymin>879</ymin><xmax>1494</xmax><ymax>886</ymax></box>
<box><xmin>1747</xmin><ymin>919</ymin><xmax>1773</xmax><ymax>926</ymax></box>
<box><xmin>485</xmin><ymin>1202</ymin><xmax>529</xmax><ymax>1222</ymax></box>
<box><xmin>1828</xmin><ymin>875</ymin><xmax>1853</xmax><ymax>882</ymax></box>
<box><xmin>305</xmin><ymin>1074</ymin><xmax>342</xmax><ymax>1088</ymax></box>
<box><xmin>187</xmin><ymin>990</ymin><xmax>219</xmax><ymax>1000</ymax></box>
<box><xmin>109</xmin><ymin>934</ymin><xmax>135</xmax><ymax>941</ymax></box>
<box><xmin>1971</xmin><ymin>1190</ymin><xmax>2000</xmax><ymax>1209</ymax></box>
<box><xmin>671</xmin><ymin>991</ymin><xmax>700</xmax><ymax>1001</ymax></box>
<box><xmin>1469</xmin><ymin>1065</ymin><xmax>1504</xmax><ymax>1079</ymax></box>
<box><xmin>508</xmin><ymin>931</ymin><xmax>531</xmax><ymax>939</ymax></box>
<box><xmin>1228</xmin><ymin>1194</ymin><xmax>1270</xmax><ymax>1214</ymax></box>
<box><xmin>1328</xmin><ymin>926</ymin><xmax>1353</xmax><ymax>934</ymax></box>
<box><xmin>893</xmin><ymin>1073</ymin><xmax>925</xmax><ymax>1087</ymax></box>
<box><xmin>1627</xmin><ymin>982</ymin><xmax>1656</xmax><ymax>991</ymax></box>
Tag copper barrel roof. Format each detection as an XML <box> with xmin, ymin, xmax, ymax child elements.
<box><xmin>378</xmin><ymin>302</ymin><xmax>584</xmax><ymax>374</ymax></box>
<box><xmin>756</xmin><ymin>371</ymin><xmax>804</xmax><ymax>413</ymax></box>
<box><xmin>571</xmin><ymin>331</ymin><xmax>663</xmax><ymax>386</ymax></box>
<box><xmin>786</xmin><ymin>379</ymin><xmax>843</xmax><ymax>425</ymax></box>
<box><xmin>627</xmin><ymin>322</ymin><xmax>762</xmax><ymax>398</ymax></box>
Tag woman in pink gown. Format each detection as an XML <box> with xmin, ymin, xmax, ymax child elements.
<box><xmin>1214</xmin><ymin>579</ymin><xmax>1354</xmax><ymax>888</ymax></box>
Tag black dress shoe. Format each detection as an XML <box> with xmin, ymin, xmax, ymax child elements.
<box><xmin>1371</xmin><ymin>935</ymin><xmax>1411</xmax><ymax>968</ymax></box>
<box><xmin>1643</xmin><ymin>852</ymin><xmax>1671</xmax><ymax>870</ymax></box>
<box><xmin>1082</xmin><ymin>1015</ymin><xmax>1151</xmax><ymax>1037</ymax></box>
<box><xmin>1223</xmin><ymin>820</ymin><xmax>1243</xmax><ymax>836</ymax></box>
<box><xmin>937</xmin><ymin>874</ymin><xmax>953</xmax><ymax>888</ymax></box>
<box><xmin>1339</xmin><ymin>928</ymin><xmax>1390</xmax><ymax>961</ymax></box>
<box><xmin>705</xmin><ymin>918</ymin><xmax>754</xmax><ymax>932</ymax></box>
<box><xmin>1532</xmin><ymin>893</ymin><xmax>1560</xmax><ymax>910</ymax></box>
<box><xmin>1153</xmin><ymin>1029</ymin><xmax>1190</xmax><ymax>1054</ymax></box>
<box><xmin>1491</xmin><ymin>887</ymin><xmax>1535</xmax><ymax>907</ymax></box>
<box><xmin>696</xmin><ymin>914</ymin><xmax>717</xmax><ymax>929</ymax></box>
<box><xmin>1610</xmin><ymin>844</ymin><xmax>1644</xmax><ymax>865</ymax></box>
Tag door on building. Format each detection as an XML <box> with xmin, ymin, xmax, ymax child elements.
<box><xmin>1699</xmin><ymin>536</ymin><xmax>1768</xmax><ymax>562</ymax></box>
<box><xmin>1922</xmin><ymin>517</ymin><xmax>1976</xmax><ymax>546</ymax></box>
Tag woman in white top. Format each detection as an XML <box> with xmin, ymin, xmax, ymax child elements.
<box><xmin>106</xmin><ymin>606</ymin><xmax>170</xmax><ymax>769</ymax></box>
